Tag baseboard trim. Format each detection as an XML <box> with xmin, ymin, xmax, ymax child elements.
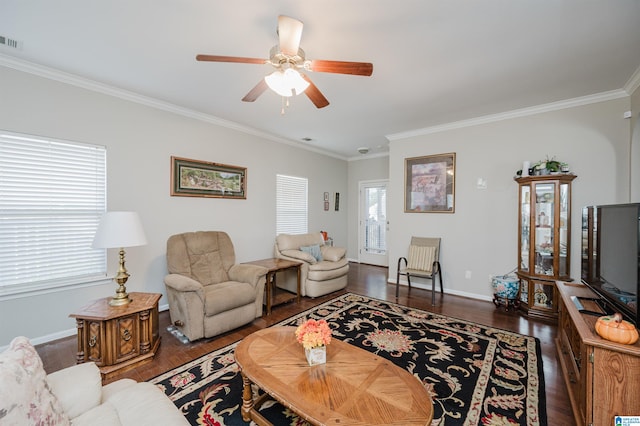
<box><xmin>390</xmin><ymin>278</ymin><xmax>493</xmax><ymax>303</ymax></box>
<box><xmin>1</xmin><ymin>303</ymin><xmax>171</xmax><ymax>351</ymax></box>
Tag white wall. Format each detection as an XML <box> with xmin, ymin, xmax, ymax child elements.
<box><xmin>388</xmin><ymin>98</ymin><xmax>632</xmax><ymax>300</ymax></box>
<box><xmin>0</xmin><ymin>66</ymin><xmax>348</xmax><ymax>347</ymax></box>
<box><xmin>631</xmin><ymin>85</ymin><xmax>640</xmax><ymax>201</ymax></box>
<box><xmin>1</xmin><ymin>63</ymin><xmax>636</xmax><ymax>347</ymax></box>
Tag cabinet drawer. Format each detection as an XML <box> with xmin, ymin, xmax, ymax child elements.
<box><xmin>557</xmin><ymin>330</ymin><xmax>587</xmax><ymax>425</ymax></box>
<box><xmin>559</xmin><ymin>330</ymin><xmax>583</xmax><ymax>387</ymax></box>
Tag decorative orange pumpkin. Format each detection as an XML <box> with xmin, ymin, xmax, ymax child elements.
<box><xmin>594</xmin><ymin>313</ymin><xmax>639</xmax><ymax>345</ymax></box>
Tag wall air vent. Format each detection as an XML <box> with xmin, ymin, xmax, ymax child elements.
<box><xmin>0</xmin><ymin>35</ymin><xmax>23</xmax><ymax>50</ymax></box>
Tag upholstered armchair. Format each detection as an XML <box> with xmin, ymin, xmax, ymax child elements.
<box><xmin>164</xmin><ymin>231</ymin><xmax>268</xmax><ymax>342</ymax></box>
<box><xmin>274</xmin><ymin>232</ymin><xmax>349</xmax><ymax>298</ymax></box>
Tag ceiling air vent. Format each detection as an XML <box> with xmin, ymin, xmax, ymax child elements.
<box><xmin>0</xmin><ymin>35</ymin><xmax>23</xmax><ymax>50</ymax></box>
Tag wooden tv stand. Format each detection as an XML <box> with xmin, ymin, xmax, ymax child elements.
<box><xmin>556</xmin><ymin>281</ymin><xmax>640</xmax><ymax>425</ymax></box>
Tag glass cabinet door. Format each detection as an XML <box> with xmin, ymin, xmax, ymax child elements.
<box><xmin>534</xmin><ymin>182</ymin><xmax>555</xmax><ymax>276</ymax></box>
<box><xmin>515</xmin><ymin>174</ymin><xmax>575</xmax><ymax>319</ymax></box>
<box><xmin>519</xmin><ymin>278</ymin><xmax>529</xmax><ymax>305</ymax></box>
<box><xmin>558</xmin><ymin>182</ymin><xmax>569</xmax><ymax>276</ymax></box>
<box><xmin>532</xmin><ymin>281</ymin><xmax>554</xmax><ymax>310</ymax></box>
<box><xmin>520</xmin><ymin>185</ymin><xmax>531</xmax><ymax>273</ymax></box>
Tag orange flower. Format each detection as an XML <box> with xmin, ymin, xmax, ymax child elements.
<box><xmin>295</xmin><ymin>319</ymin><xmax>332</xmax><ymax>349</ymax></box>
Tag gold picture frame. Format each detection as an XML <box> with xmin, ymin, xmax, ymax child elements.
<box><xmin>170</xmin><ymin>156</ymin><xmax>246</xmax><ymax>199</ymax></box>
<box><xmin>404</xmin><ymin>153</ymin><xmax>455</xmax><ymax>213</ymax></box>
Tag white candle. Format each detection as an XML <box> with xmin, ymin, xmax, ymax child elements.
<box><xmin>523</xmin><ymin>161</ymin><xmax>530</xmax><ymax>176</ymax></box>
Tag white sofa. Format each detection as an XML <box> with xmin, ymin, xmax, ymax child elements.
<box><xmin>274</xmin><ymin>232</ymin><xmax>349</xmax><ymax>297</ymax></box>
<box><xmin>0</xmin><ymin>336</ymin><xmax>188</xmax><ymax>426</ymax></box>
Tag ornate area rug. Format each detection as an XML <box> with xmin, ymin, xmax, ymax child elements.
<box><xmin>149</xmin><ymin>293</ymin><xmax>547</xmax><ymax>425</ymax></box>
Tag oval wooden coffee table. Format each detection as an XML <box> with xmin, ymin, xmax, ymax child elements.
<box><xmin>235</xmin><ymin>326</ymin><xmax>433</xmax><ymax>425</ymax></box>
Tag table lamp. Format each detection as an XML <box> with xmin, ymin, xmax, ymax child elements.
<box><xmin>92</xmin><ymin>211</ymin><xmax>148</xmax><ymax>306</ymax></box>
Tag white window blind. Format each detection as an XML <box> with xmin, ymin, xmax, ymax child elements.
<box><xmin>276</xmin><ymin>174</ymin><xmax>308</xmax><ymax>235</ymax></box>
<box><xmin>0</xmin><ymin>131</ymin><xmax>107</xmax><ymax>295</ymax></box>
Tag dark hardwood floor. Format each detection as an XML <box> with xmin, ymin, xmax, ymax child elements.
<box><xmin>36</xmin><ymin>262</ymin><xmax>573</xmax><ymax>425</ymax></box>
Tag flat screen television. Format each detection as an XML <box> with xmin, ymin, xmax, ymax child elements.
<box><xmin>581</xmin><ymin>203</ymin><xmax>639</xmax><ymax>328</ymax></box>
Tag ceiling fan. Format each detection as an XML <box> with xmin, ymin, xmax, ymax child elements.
<box><xmin>196</xmin><ymin>15</ymin><xmax>373</xmax><ymax>109</ymax></box>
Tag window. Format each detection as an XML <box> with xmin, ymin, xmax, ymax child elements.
<box><xmin>0</xmin><ymin>131</ymin><xmax>107</xmax><ymax>296</ymax></box>
<box><xmin>276</xmin><ymin>174</ymin><xmax>308</xmax><ymax>235</ymax></box>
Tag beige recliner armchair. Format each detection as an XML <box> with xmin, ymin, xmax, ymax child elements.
<box><xmin>274</xmin><ymin>232</ymin><xmax>349</xmax><ymax>298</ymax></box>
<box><xmin>164</xmin><ymin>231</ymin><xmax>268</xmax><ymax>342</ymax></box>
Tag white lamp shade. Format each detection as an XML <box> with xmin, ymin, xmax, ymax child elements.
<box><xmin>92</xmin><ymin>211</ymin><xmax>148</xmax><ymax>249</ymax></box>
<box><xmin>264</xmin><ymin>68</ymin><xmax>309</xmax><ymax>97</ymax></box>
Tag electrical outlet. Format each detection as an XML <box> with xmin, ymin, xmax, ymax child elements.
<box><xmin>465</xmin><ymin>270</ymin><xmax>472</xmax><ymax>279</ymax></box>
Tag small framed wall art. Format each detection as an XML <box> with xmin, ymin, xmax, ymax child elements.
<box><xmin>404</xmin><ymin>152</ymin><xmax>455</xmax><ymax>213</ymax></box>
<box><xmin>171</xmin><ymin>156</ymin><xmax>246</xmax><ymax>199</ymax></box>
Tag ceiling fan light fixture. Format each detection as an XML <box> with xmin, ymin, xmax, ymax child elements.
<box><xmin>264</xmin><ymin>68</ymin><xmax>309</xmax><ymax>97</ymax></box>
<box><xmin>197</xmin><ymin>15</ymin><xmax>372</xmax><ymax>109</ymax></box>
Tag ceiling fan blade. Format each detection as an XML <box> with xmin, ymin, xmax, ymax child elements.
<box><xmin>278</xmin><ymin>15</ymin><xmax>304</xmax><ymax>56</ymax></box>
<box><xmin>241</xmin><ymin>79</ymin><xmax>269</xmax><ymax>102</ymax></box>
<box><xmin>301</xmin><ymin>74</ymin><xmax>329</xmax><ymax>109</ymax></box>
<box><xmin>308</xmin><ymin>59</ymin><xmax>373</xmax><ymax>76</ymax></box>
<box><xmin>196</xmin><ymin>54</ymin><xmax>266</xmax><ymax>65</ymax></box>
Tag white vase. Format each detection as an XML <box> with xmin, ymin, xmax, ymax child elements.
<box><xmin>304</xmin><ymin>345</ymin><xmax>326</xmax><ymax>366</ymax></box>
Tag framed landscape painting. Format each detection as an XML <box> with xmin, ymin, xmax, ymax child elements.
<box><xmin>404</xmin><ymin>153</ymin><xmax>455</xmax><ymax>213</ymax></box>
<box><xmin>171</xmin><ymin>156</ymin><xmax>246</xmax><ymax>199</ymax></box>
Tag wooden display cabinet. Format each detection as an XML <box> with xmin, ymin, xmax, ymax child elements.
<box><xmin>515</xmin><ymin>174</ymin><xmax>576</xmax><ymax>320</ymax></box>
<box><xmin>556</xmin><ymin>281</ymin><xmax>640</xmax><ymax>425</ymax></box>
<box><xmin>70</xmin><ymin>292</ymin><xmax>161</xmax><ymax>380</ymax></box>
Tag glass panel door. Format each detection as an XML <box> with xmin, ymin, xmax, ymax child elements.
<box><xmin>359</xmin><ymin>180</ymin><xmax>388</xmax><ymax>266</ymax></box>
<box><xmin>534</xmin><ymin>182</ymin><xmax>555</xmax><ymax>276</ymax></box>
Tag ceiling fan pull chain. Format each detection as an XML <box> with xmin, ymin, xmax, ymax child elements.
<box><xmin>281</xmin><ymin>96</ymin><xmax>291</xmax><ymax>115</ymax></box>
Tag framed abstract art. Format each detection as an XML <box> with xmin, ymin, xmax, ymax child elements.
<box><xmin>404</xmin><ymin>153</ymin><xmax>455</xmax><ymax>213</ymax></box>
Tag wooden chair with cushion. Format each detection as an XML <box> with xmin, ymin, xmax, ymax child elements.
<box><xmin>396</xmin><ymin>237</ymin><xmax>443</xmax><ymax>305</ymax></box>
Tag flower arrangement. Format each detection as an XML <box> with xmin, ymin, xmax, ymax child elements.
<box><xmin>295</xmin><ymin>319</ymin><xmax>332</xmax><ymax>349</ymax></box>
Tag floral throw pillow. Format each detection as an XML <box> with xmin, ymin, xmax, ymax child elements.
<box><xmin>0</xmin><ymin>336</ymin><xmax>70</xmax><ymax>425</ymax></box>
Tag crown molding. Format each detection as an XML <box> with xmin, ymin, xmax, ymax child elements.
<box><xmin>0</xmin><ymin>54</ymin><xmax>347</xmax><ymax>161</ymax></box>
<box><xmin>624</xmin><ymin>65</ymin><xmax>640</xmax><ymax>95</ymax></box>
<box><xmin>386</xmin><ymin>89</ymin><xmax>629</xmax><ymax>141</ymax></box>
<box><xmin>3</xmin><ymin>53</ymin><xmax>632</xmax><ymax>159</ymax></box>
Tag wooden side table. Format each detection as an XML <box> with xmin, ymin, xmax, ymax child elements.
<box><xmin>69</xmin><ymin>292</ymin><xmax>161</xmax><ymax>380</ymax></box>
<box><xmin>243</xmin><ymin>258</ymin><xmax>301</xmax><ymax>315</ymax></box>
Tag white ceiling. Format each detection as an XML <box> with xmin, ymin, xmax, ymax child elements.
<box><xmin>2</xmin><ymin>1</ymin><xmax>640</xmax><ymax>159</ymax></box>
